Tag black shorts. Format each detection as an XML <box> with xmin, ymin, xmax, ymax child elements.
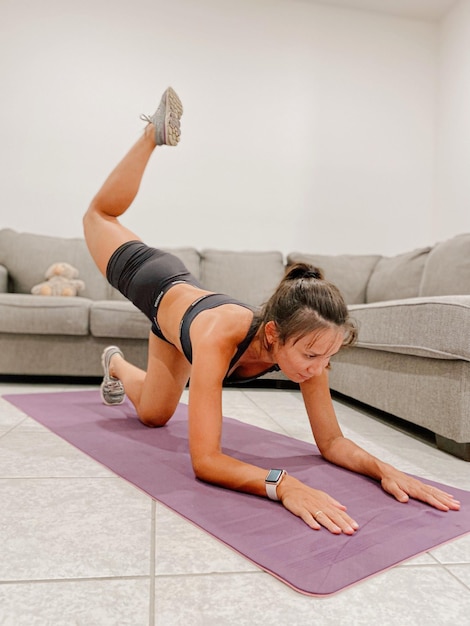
<box><xmin>106</xmin><ymin>240</ymin><xmax>202</xmax><ymax>337</ymax></box>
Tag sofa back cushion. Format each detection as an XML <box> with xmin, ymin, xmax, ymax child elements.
<box><xmin>366</xmin><ymin>246</ymin><xmax>431</xmax><ymax>303</ymax></box>
<box><xmin>0</xmin><ymin>229</ymin><xmax>109</xmax><ymax>299</ymax></box>
<box><xmin>0</xmin><ymin>265</ymin><xmax>7</xmax><ymax>292</ymax></box>
<box><xmin>286</xmin><ymin>252</ymin><xmax>381</xmax><ymax>305</ymax></box>
<box><xmin>420</xmin><ymin>233</ymin><xmax>470</xmax><ymax>297</ymax></box>
<box><xmin>200</xmin><ymin>249</ymin><xmax>285</xmax><ymax>307</ymax></box>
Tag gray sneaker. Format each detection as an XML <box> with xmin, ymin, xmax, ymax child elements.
<box><xmin>100</xmin><ymin>346</ymin><xmax>125</xmax><ymax>406</ymax></box>
<box><xmin>140</xmin><ymin>86</ymin><xmax>183</xmax><ymax>146</ymax></box>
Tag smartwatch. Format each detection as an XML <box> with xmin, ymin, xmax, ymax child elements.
<box><xmin>265</xmin><ymin>469</ymin><xmax>287</xmax><ymax>501</ymax></box>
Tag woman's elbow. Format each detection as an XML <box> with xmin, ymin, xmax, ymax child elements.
<box><xmin>190</xmin><ymin>452</ymin><xmax>220</xmax><ymax>483</ymax></box>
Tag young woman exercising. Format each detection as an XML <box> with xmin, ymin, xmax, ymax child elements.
<box><xmin>83</xmin><ymin>87</ymin><xmax>460</xmax><ymax>535</ymax></box>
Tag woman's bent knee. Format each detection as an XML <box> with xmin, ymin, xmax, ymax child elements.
<box><xmin>82</xmin><ymin>205</ymin><xmax>103</xmax><ymax>249</ymax></box>
<box><xmin>83</xmin><ymin>204</ymin><xmax>134</xmax><ymax>277</ymax></box>
<box><xmin>138</xmin><ymin>408</ymin><xmax>174</xmax><ymax>428</ymax></box>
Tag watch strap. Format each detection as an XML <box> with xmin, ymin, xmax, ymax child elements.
<box><xmin>265</xmin><ymin>469</ymin><xmax>286</xmax><ymax>501</ymax></box>
<box><xmin>266</xmin><ymin>481</ymin><xmax>281</xmax><ymax>501</ymax></box>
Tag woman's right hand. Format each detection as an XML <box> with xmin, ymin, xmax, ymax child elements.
<box><xmin>277</xmin><ymin>475</ymin><xmax>359</xmax><ymax>535</ymax></box>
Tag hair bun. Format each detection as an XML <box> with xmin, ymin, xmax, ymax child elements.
<box><xmin>304</xmin><ymin>269</ymin><xmax>322</xmax><ymax>280</ymax></box>
<box><xmin>285</xmin><ymin>263</ymin><xmax>324</xmax><ymax>282</ymax></box>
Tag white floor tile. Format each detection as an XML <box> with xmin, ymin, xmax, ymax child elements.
<box><xmin>1</xmin><ymin>477</ymin><xmax>151</xmax><ymax>580</ymax></box>
<box><xmin>0</xmin><ymin>578</ymin><xmax>150</xmax><ymax>626</ymax></box>
<box><xmin>0</xmin><ymin>430</ymin><xmax>113</xmax><ymax>478</ymax></box>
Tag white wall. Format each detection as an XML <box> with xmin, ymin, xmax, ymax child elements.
<box><xmin>0</xmin><ymin>0</ymin><xmax>437</xmax><ymax>256</ymax></box>
<box><xmin>436</xmin><ymin>0</ymin><xmax>470</xmax><ymax>241</ymax></box>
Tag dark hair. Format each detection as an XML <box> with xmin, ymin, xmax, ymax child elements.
<box><xmin>258</xmin><ymin>262</ymin><xmax>357</xmax><ymax>348</ymax></box>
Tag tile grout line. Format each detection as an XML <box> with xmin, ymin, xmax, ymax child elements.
<box><xmin>441</xmin><ymin>563</ymin><xmax>470</xmax><ymax>592</ymax></box>
<box><xmin>0</xmin><ymin>575</ymin><xmax>150</xmax><ymax>586</ymax></box>
<box><xmin>0</xmin><ymin>416</ymin><xmax>30</xmax><ymax>439</ymax></box>
<box><xmin>152</xmin><ymin>570</ymin><xmax>267</xmax><ymax>582</ymax></box>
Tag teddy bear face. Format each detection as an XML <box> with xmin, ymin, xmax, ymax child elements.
<box><xmin>45</xmin><ymin>262</ymin><xmax>79</xmax><ymax>280</ymax></box>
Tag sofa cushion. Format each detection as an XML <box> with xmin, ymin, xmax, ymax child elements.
<box><xmin>420</xmin><ymin>233</ymin><xmax>470</xmax><ymax>297</ymax></box>
<box><xmin>287</xmin><ymin>252</ymin><xmax>381</xmax><ymax>305</ymax></box>
<box><xmin>0</xmin><ymin>228</ymin><xmax>109</xmax><ymax>299</ymax></box>
<box><xmin>90</xmin><ymin>301</ymin><xmax>151</xmax><ymax>339</ymax></box>
<box><xmin>0</xmin><ymin>294</ymin><xmax>90</xmax><ymax>335</ymax></box>
<box><xmin>366</xmin><ymin>247</ymin><xmax>431</xmax><ymax>303</ymax></box>
<box><xmin>200</xmin><ymin>250</ymin><xmax>285</xmax><ymax>308</ymax></box>
<box><xmin>349</xmin><ymin>295</ymin><xmax>470</xmax><ymax>361</ymax></box>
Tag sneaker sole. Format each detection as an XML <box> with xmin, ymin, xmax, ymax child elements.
<box><xmin>100</xmin><ymin>382</ymin><xmax>125</xmax><ymax>406</ymax></box>
<box><xmin>100</xmin><ymin>346</ymin><xmax>125</xmax><ymax>405</ymax></box>
<box><xmin>164</xmin><ymin>87</ymin><xmax>183</xmax><ymax>147</ymax></box>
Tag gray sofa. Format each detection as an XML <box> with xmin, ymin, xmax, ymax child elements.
<box><xmin>1</xmin><ymin>228</ymin><xmax>469</xmax><ymax>460</ymax></box>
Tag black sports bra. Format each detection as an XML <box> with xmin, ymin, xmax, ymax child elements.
<box><xmin>179</xmin><ymin>293</ymin><xmax>254</xmax><ymax>365</ymax></box>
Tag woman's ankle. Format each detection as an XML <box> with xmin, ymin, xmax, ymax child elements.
<box><xmin>109</xmin><ymin>352</ymin><xmax>124</xmax><ymax>378</ymax></box>
<box><xmin>143</xmin><ymin>122</ymin><xmax>157</xmax><ymax>146</ymax></box>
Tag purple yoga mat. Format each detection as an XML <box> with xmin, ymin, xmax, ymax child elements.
<box><xmin>5</xmin><ymin>390</ymin><xmax>470</xmax><ymax>596</ymax></box>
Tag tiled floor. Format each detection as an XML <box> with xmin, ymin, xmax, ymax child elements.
<box><xmin>0</xmin><ymin>381</ymin><xmax>469</xmax><ymax>626</ymax></box>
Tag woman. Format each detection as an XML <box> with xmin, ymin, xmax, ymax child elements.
<box><xmin>83</xmin><ymin>87</ymin><xmax>460</xmax><ymax>535</ymax></box>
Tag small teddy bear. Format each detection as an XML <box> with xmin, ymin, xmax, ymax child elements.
<box><xmin>31</xmin><ymin>262</ymin><xmax>86</xmax><ymax>297</ymax></box>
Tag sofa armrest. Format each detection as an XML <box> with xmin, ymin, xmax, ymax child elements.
<box><xmin>0</xmin><ymin>264</ymin><xmax>8</xmax><ymax>293</ymax></box>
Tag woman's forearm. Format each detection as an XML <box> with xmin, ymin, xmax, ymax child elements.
<box><xmin>191</xmin><ymin>450</ymin><xmax>270</xmax><ymax>496</ymax></box>
<box><xmin>319</xmin><ymin>435</ymin><xmax>392</xmax><ymax>481</ymax></box>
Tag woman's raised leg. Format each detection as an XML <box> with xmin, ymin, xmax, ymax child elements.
<box><xmin>83</xmin><ymin>87</ymin><xmax>183</xmax><ymax>277</ymax></box>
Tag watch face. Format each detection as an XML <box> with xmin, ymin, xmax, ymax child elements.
<box><xmin>266</xmin><ymin>469</ymin><xmax>284</xmax><ymax>484</ymax></box>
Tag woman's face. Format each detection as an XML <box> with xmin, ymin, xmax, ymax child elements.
<box><xmin>266</xmin><ymin>323</ymin><xmax>344</xmax><ymax>383</ymax></box>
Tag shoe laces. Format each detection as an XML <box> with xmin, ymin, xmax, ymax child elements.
<box><xmin>104</xmin><ymin>377</ymin><xmax>123</xmax><ymax>396</ymax></box>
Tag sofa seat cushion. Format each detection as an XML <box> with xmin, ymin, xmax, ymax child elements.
<box><xmin>287</xmin><ymin>252</ymin><xmax>381</xmax><ymax>305</ymax></box>
<box><xmin>90</xmin><ymin>301</ymin><xmax>150</xmax><ymax>339</ymax></box>
<box><xmin>0</xmin><ymin>294</ymin><xmax>90</xmax><ymax>335</ymax></box>
<box><xmin>349</xmin><ymin>296</ymin><xmax>470</xmax><ymax>361</ymax></box>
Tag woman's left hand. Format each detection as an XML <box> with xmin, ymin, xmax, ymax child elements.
<box><xmin>381</xmin><ymin>468</ymin><xmax>461</xmax><ymax>511</ymax></box>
